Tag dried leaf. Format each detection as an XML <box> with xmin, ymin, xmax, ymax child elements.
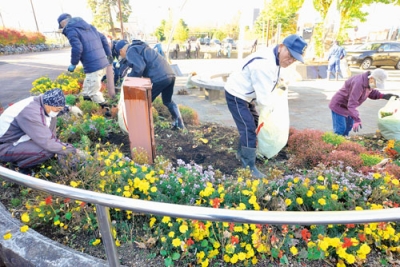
<box><xmin>199</xmin><ymin>138</ymin><xmax>208</xmax><ymax>144</ymax></box>
<box><xmin>134</xmin><ymin>241</ymin><xmax>147</xmax><ymax>249</ymax></box>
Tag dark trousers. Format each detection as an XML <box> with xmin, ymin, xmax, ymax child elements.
<box><xmin>225</xmin><ymin>91</ymin><xmax>259</xmax><ymax>148</ymax></box>
<box><xmin>152</xmin><ymin>76</ymin><xmax>176</xmax><ymax>106</ymax></box>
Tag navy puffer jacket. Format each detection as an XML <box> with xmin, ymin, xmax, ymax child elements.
<box><xmin>62</xmin><ymin>17</ymin><xmax>111</xmax><ymax>73</ymax></box>
<box><xmin>126</xmin><ymin>40</ymin><xmax>175</xmax><ymax>83</ymax></box>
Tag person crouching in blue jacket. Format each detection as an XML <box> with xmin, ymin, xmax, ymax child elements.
<box><xmin>114</xmin><ymin>40</ymin><xmax>185</xmax><ymax>129</ymax></box>
<box><xmin>57</xmin><ymin>13</ymin><xmax>113</xmax><ymax>108</ymax></box>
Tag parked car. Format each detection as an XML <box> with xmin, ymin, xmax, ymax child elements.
<box><xmin>202</xmin><ymin>37</ymin><xmax>210</xmax><ymax>46</ymax></box>
<box><xmin>345</xmin><ymin>41</ymin><xmax>400</xmax><ymax>70</ymax></box>
<box><xmin>210</xmin><ymin>39</ymin><xmax>221</xmax><ymax>46</ymax></box>
<box><xmin>222</xmin><ymin>38</ymin><xmax>237</xmax><ymax>50</ymax></box>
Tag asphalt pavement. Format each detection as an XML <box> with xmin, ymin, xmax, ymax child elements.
<box><xmin>1</xmin><ymin>49</ymin><xmax>400</xmax><ymax>135</ymax></box>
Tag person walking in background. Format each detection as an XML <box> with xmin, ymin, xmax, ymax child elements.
<box><xmin>216</xmin><ymin>43</ymin><xmax>222</xmax><ymax>58</ymax></box>
<box><xmin>186</xmin><ymin>40</ymin><xmax>191</xmax><ymax>59</ymax></box>
<box><xmin>329</xmin><ymin>68</ymin><xmax>398</xmax><ymax>136</ymax></box>
<box><xmin>0</xmin><ymin>88</ymin><xmax>85</xmax><ymax>174</ymax></box>
<box><xmin>114</xmin><ymin>40</ymin><xmax>185</xmax><ymax>129</ymax></box>
<box><xmin>173</xmin><ymin>43</ymin><xmax>180</xmax><ymax>59</ymax></box>
<box><xmin>57</xmin><ymin>13</ymin><xmax>113</xmax><ymax>107</ymax></box>
<box><xmin>194</xmin><ymin>40</ymin><xmax>201</xmax><ymax>59</ymax></box>
<box><xmin>250</xmin><ymin>38</ymin><xmax>258</xmax><ymax>53</ymax></box>
<box><xmin>153</xmin><ymin>40</ymin><xmax>165</xmax><ymax>58</ymax></box>
<box><xmin>327</xmin><ymin>40</ymin><xmax>346</xmax><ymax>81</ymax></box>
<box><xmin>226</xmin><ymin>42</ymin><xmax>232</xmax><ymax>58</ymax></box>
<box><xmin>224</xmin><ymin>34</ymin><xmax>308</xmax><ymax>178</ymax></box>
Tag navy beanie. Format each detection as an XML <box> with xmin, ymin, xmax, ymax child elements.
<box><xmin>43</xmin><ymin>88</ymin><xmax>66</xmax><ymax>107</ymax></box>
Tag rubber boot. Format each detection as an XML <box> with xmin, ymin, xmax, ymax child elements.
<box><xmin>240</xmin><ymin>146</ymin><xmax>265</xmax><ymax>178</ymax></box>
<box><xmin>166</xmin><ymin>102</ymin><xmax>185</xmax><ymax>129</ymax></box>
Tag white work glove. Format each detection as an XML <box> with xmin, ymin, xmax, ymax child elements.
<box><xmin>76</xmin><ymin>149</ymin><xmax>90</xmax><ymax>160</ymax></box>
<box><xmin>69</xmin><ymin>106</ymin><xmax>83</xmax><ymax>117</ymax></box>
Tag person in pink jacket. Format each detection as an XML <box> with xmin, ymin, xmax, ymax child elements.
<box><xmin>329</xmin><ymin>68</ymin><xmax>398</xmax><ymax>136</ymax></box>
<box><xmin>0</xmin><ymin>88</ymin><xmax>85</xmax><ymax>174</ymax></box>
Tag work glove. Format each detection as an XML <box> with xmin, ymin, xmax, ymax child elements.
<box><xmin>69</xmin><ymin>106</ymin><xmax>83</xmax><ymax>117</ymax></box>
<box><xmin>107</xmin><ymin>55</ymin><xmax>114</xmax><ymax>65</ymax></box>
<box><xmin>352</xmin><ymin>121</ymin><xmax>362</xmax><ymax>132</ymax></box>
<box><xmin>76</xmin><ymin>149</ymin><xmax>90</xmax><ymax>160</ymax></box>
<box><xmin>382</xmin><ymin>93</ymin><xmax>399</xmax><ymax>100</ymax></box>
<box><xmin>68</xmin><ymin>64</ymin><xmax>76</xmax><ymax>72</ymax></box>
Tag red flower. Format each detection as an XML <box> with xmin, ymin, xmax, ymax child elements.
<box><xmin>186</xmin><ymin>238</ymin><xmax>194</xmax><ymax>246</ymax></box>
<box><xmin>45</xmin><ymin>195</ymin><xmax>52</xmax><ymax>205</ymax></box>
<box><xmin>80</xmin><ymin>201</ymin><xmax>86</xmax><ymax>208</ymax></box>
<box><xmin>342</xmin><ymin>237</ymin><xmax>353</xmax><ymax>248</ymax></box>
<box><xmin>211</xmin><ymin>198</ymin><xmax>221</xmax><ymax>208</ymax></box>
<box><xmin>271</xmin><ymin>235</ymin><xmax>278</xmax><ymax>245</ymax></box>
<box><xmin>278</xmin><ymin>250</ymin><xmax>284</xmax><ymax>258</ymax></box>
<box><xmin>358</xmin><ymin>233</ymin><xmax>366</xmax><ymax>242</ymax></box>
<box><xmin>282</xmin><ymin>224</ymin><xmax>288</xmax><ymax>234</ymax></box>
<box><xmin>346</xmin><ymin>224</ymin><xmax>355</xmax><ymax>229</ymax></box>
<box><xmin>301</xmin><ymin>228</ymin><xmax>311</xmax><ymax>241</ymax></box>
<box><xmin>198</xmin><ymin>222</ymin><xmax>205</xmax><ymax>230</ymax></box>
<box><xmin>231</xmin><ymin>235</ymin><xmax>239</xmax><ymax>245</ymax></box>
<box><xmin>64</xmin><ymin>198</ymin><xmax>71</xmax><ymax>203</ymax></box>
<box><xmin>229</xmin><ymin>222</ymin><xmax>234</xmax><ymax>231</ymax></box>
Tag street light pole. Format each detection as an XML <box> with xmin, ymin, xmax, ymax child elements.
<box><xmin>117</xmin><ymin>0</ymin><xmax>124</xmax><ymax>39</ymax></box>
<box><xmin>29</xmin><ymin>0</ymin><xmax>40</xmax><ymax>32</ymax></box>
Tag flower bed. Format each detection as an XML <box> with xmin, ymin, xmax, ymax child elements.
<box><xmin>0</xmin><ymin>71</ymin><xmax>399</xmax><ymax>267</ymax></box>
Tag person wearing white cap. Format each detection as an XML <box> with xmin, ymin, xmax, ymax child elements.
<box><xmin>329</xmin><ymin>68</ymin><xmax>399</xmax><ymax>136</ymax></box>
<box><xmin>224</xmin><ymin>34</ymin><xmax>308</xmax><ymax>178</ymax></box>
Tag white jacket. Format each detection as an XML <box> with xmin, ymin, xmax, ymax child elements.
<box><xmin>224</xmin><ymin>46</ymin><xmax>281</xmax><ymax>108</ymax></box>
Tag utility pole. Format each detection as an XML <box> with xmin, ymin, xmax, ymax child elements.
<box><xmin>29</xmin><ymin>0</ymin><xmax>40</xmax><ymax>32</ymax></box>
<box><xmin>0</xmin><ymin>10</ymin><xmax>5</xmax><ymax>29</ymax></box>
<box><xmin>117</xmin><ymin>0</ymin><xmax>124</xmax><ymax>39</ymax></box>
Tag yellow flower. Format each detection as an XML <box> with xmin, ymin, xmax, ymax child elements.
<box><xmin>293</xmin><ymin>177</ymin><xmax>300</xmax><ymax>183</ymax></box>
<box><xmin>201</xmin><ymin>258</ymin><xmax>209</xmax><ymax>267</ymax></box>
<box><xmin>392</xmin><ymin>178</ymin><xmax>399</xmax><ymax>185</ymax></box>
<box><xmin>168</xmin><ymin>231</ymin><xmax>175</xmax><ymax>238</ymax></box>
<box><xmin>21</xmin><ymin>212</ymin><xmax>30</xmax><ymax>223</ymax></box>
<box><xmin>161</xmin><ymin>237</ymin><xmax>166</xmax><ymax>242</ymax></box>
<box><xmin>213</xmin><ymin>241</ymin><xmax>221</xmax><ymax>249</ymax></box>
<box><xmin>162</xmin><ymin>216</ymin><xmax>171</xmax><ymax>223</ymax></box>
<box><xmin>296</xmin><ymin>197</ymin><xmax>303</xmax><ymax>205</ymax></box>
<box><xmin>230</xmin><ymin>254</ymin><xmax>239</xmax><ymax>264</ymax></box>
<box><xmin>373</xmin><ymin>173</ymin><xmax>381</xmax><ymax>179</ymax></box>
<box><xmin>115</xmin><ymin>240</ymin><xmax>121</xmax><ymax>247</ymax></box>
<box><xmin>3</xmin><ymin>232</ymin><xmax>12</xmax><ymax>240</ymax></box>
<box><xmin>150</xmin><ymin>186</ymin><xmax>157</xmax><ymax>192</ymax></box>
<box><xmin>70</xmin><ymin>181</ymin><xmax>79</xmax><ymax>188</ymax></box>
<box><xmin>331</xmin><ymin>194</ymin><xmax>338</xmax><ymax>200</ymax></box>
<box><xmin>285</xmin><ymin>199</ymin><xmax>292</xmax><ymax>206</ymax></box>
<box><xmin>100</xmin><ymin>171</ymin><xmax>106</xmax><ymax>176</ymax></box>
<box><xmin>179</xmin><ymin>224</ymin><xmax>188</xmax><ymax>233</ymax></box>
<box><xmin>332</xmin><ymin>184</ymin><xmax>339</xmax><ymax>191</ymax></box>
<box><xmin>318</xmin><ymin>198</ymin><xmax>326</xmax><ymax>206</ymax></box>
<box><xmin>92</xmin><ymin>239</ymin><xmax>101</xmax><ymax>246</ymax></box>
<box><xmin>238</xmin><ymin>252</ymin><xmax>246</xmax><ymax>260</ymax></box>
<box><xmin>306</xmin><ymin>190</ymin><xmax>313</xmax><ymax>197</ymax></box>
<box><xmin>172</xmin><ymin>238</ymin><xmax>181</xmax><ymax>247</ymax></box>
<box><xmin>20</xmin><ymin>225</ymin><xmax>29</xmax><ymax>232</ymax></box>
<box><xmin>149</xmin><ymin>217</ymin><xmax>156</xmax><ymax>228</ymax></box>
<box><xmin>290</xmin><ymin>246</ymin><xmax>298</xmax><ymax>255</ymax></box>
<box><xmin>223</xmin><ymin>255</ymin><xmax>230</xmax><ymax>262</ymax></box>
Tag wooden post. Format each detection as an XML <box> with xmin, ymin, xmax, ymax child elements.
<box><xmin>122</xmin><ymin>77</ymin><xmax>155</xmax><ymax>164</ymax></box>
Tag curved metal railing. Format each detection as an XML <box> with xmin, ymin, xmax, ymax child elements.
<box><xmin>1</xmin><ymin>166</ymin><xmax>399</xmax><ymax>266</ymax></box>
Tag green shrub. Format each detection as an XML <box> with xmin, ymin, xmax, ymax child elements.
<box><xmin>179</xmin><ymin>104</ymin><xmax>199</xmax><ymax>126</ymax></box>
<box><xmin>360</xmin><ymin>153</ymin><xmax>384</xmax><ymax>166</ymax></box>
<box><xmin>65</xmin><ymin>94</ymin><xmax>77</xmax><ymax>106</ymax></box>
<box><xmin>322</xmin><ymin>131</ymin><xmax>347</xmax><ymax>146</ymax></box>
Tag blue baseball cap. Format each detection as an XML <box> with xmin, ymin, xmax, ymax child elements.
<box><xmin>115</xmin><ymin>40</ymin><xmax>129</xmax><ymax>56</ymax></box>
<box><xmin>282</xmin><ymin>34</ymin><xmax>308</xmax><ymax>63</ymax></box>
<box><xmin>57</xmin><ymin>13</ymin><xmax>71</xmax><ymax>29</ymax></box>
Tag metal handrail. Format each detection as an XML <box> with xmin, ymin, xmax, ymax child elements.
<box><xmin>1</xmin><ymin>166</ymin><xmax>399</xmax><ymax>266</ymax></box>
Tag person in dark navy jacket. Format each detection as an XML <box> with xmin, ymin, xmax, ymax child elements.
<box><xmin>114</xmin><ymin>39</ymin><xmax>185</xmax><ymax>129</ymax></box>
<box><xmin>57</xmin><ymin>13</ymin><xmax>113</xmax><ymax>106</ymax></box>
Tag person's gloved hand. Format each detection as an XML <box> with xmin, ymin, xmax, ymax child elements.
<box><xmin>76</xmin><ymin>149</ymin><xmax>90</xmax><ymax>160</ymax></box>
<box><xmin>382</xmin><ymin>93</ymin><xmax>399</xmax><ymax>100</ymax></box>
<box><xmin>68</xmin><ymin>64</ymin><xmax>76</xmax><ymax>72</ymax></box>
<box><xmin>69</xmin><ymin>106</ymin><xmax>83</xmax><ymax>117</ymax></box>
<box><xmin>353</xmin><ymin>122</ymin><xmax>362</xmax><ymax>132</ymax></box>
<box><xmin>107</xmin><ymin>55</ymin><xmax>114</xmax><ymax>65</ymax></box>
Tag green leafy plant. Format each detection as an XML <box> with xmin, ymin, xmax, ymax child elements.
<box><xmin>322</xmin><ymin>131</ymin><xmax>347</xmax><ymax>146</ymax></box>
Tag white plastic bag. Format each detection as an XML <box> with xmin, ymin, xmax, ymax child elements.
<box><xmin>117</xmin><ymin>79</ymin><xmax>129</xmax><ymax>134</ymax></box>
<box><xmin>256</xmin><ymin>88</ymin><xmax>289</xmax><ymax>158</ymax></box>
<box><xmin>377</xmin><ymin>96</ymin><xmax>400</xmax><ymax>140</ymax></box>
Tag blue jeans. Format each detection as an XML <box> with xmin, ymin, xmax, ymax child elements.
<box><xmin>331</xmin><ymin>110</ymin><xmax>353</xmax><ymax>136</ymax></box>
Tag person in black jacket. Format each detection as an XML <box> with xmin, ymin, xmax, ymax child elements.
<box><xmin>57</xmin><ymin>13</ymin><xmax>113</xmax><ymax>106</ymax></box>
<box><xmin>114</xmin><ymin>40</ymin><xmax>185</xmax><ymax>129</ymax></box>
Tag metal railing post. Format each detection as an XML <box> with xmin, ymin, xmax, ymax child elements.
<box><xmin>95</xmin><ymin>204</ymin><xmax>120</xmax><ymax>267</ymax></box>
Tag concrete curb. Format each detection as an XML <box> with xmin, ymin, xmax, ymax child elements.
<box><xmin>0</xmin><ymin>203</ymin><xmax>109</xmax><ymax>267</ymax></box>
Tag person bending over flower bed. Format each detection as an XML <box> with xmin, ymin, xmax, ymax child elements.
<box><xmin>0</xmin><ymin>88</ymin><xmax>86</xmax><ymax>175</ymax></box>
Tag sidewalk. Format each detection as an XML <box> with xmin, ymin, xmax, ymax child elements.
<box><xmin>172</xmin><ymin>59</ymin><xmax>400</xmax><ymax>135</ymax></box>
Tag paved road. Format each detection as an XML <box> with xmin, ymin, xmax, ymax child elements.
<box><xmin>1</xmin><ymin>49</ymin><xmax>400</xmax><ymax>136</ymax></box>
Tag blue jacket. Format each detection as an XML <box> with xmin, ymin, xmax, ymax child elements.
<box><xmin>126</xmin><ymin>40</ymin><xmax>175</xmax><ymax>83</ymax></box>
<box><xmin>62</xmin><ymin>17</ymin><xmax>111</xmax><ymax>73</ymax></box>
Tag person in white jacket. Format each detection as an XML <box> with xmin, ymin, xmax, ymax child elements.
<box><xmin>224</xmin><ymin>34</ymin><xmax>308</xmax><ymax>178</ymax></box>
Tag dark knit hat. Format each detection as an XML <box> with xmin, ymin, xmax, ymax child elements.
<box><xmin>57</xmin><ymin>13</ymin><xmax>71</xmax><ymax>29</ymax></box>
<box><xmin>43</xmin><ymin>88</ymin><xmax>66</xmax><ymax>107</ymax></box>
